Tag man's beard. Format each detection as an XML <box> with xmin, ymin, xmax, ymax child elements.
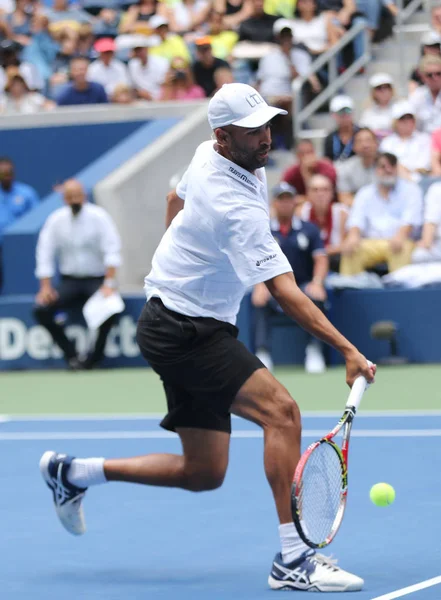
<box><xmin>229</xmin><ymin>143</ymin><xmax>270</xmax><ymax>172</ymax></box>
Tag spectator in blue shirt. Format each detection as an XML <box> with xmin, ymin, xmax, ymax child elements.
<box><xmin>251</xmin><ymin>182</ymin><xmax>329</xmax><ymax>374</ymax></box>
<box><xmin>57</xmin><ymin>56</ymin><xmax>108</xmax><ymax>106</ymax></box>
<box><xmin>0</xmin><ymin>156</ymin><xmax>40</xmax><ymax>290</ymax></box>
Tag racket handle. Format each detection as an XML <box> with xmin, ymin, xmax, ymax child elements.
<box><xmin>346</xmin><ymin>376</ymin><xmax>368</xmax><ymax>412</ymax></box>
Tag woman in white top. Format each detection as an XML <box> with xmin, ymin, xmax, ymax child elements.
<box><xmin>412</xmin><ymin>181</ymin><xmax>441</xmax><ymax>263</ymax></box>
<box><xmin>167</xmin><ymin>0</ymin><xmax>211</xmax><ymax>34</ymax></box>
<box><xmin>360</xmin><ymin>72</ymin><xmax>398</xmax><ymax>140</ymax></box>
<box><xmin>0</xmin><ymin>71</ymin><xmax>54</xmax><ymax>115</ymax></box>
<box><xmin>288</xmin><ymin>0</ymin><xmax>338</xmax><ymax>55</ymax></box>
<box><xmin>300</xmin><ymin>173</ymin><xmax>348</xmax><ymax>270</ymax></box>
<box><xmin>380</xmin><ymin>99</ymin><xmax>431</xmax><ymax>183</ymax></box>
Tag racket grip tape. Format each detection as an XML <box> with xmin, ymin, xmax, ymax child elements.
<box><xmin>346</xmin><ymin>376</ymin><xmax>368</xmax><ymax>412</ymax></box>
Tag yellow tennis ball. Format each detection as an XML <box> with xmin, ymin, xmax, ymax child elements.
<box><xmin>370</xmin><ymin>483</ymin><xmax>395</xmax><ymax>507</ymax></box>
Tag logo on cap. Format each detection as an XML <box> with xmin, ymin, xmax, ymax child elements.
<box><xmin>246</xmin><ymin>93</ymin><xmax>264</xmax><ymax>108</ymax></box>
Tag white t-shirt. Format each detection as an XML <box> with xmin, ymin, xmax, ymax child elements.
<box><xmin>408</xmin><ymin>85</ymin><xmax>441</xmax><ymax>134</ymax></box>
<box><xmin>144</xmin><ymin>141</ymin><xmax>292</xmax><ymax>324</ymax></box>
<box><xmin>347</xmin><ymin>179</ymin><xmax>423</xmax><ymax>239</ymax></box>
<box><xmin>257</xmin><ymin>47</ymin><xmax>312</xmax><ymax>98</ymax></box>
<box><xmin>286</xmin><ymin>14</ymin><xmax>328</xmax><ymax>53</ymax></box>
<box><xmin>172</xmin><ymin>0</ymin><xmax>208</xmax><ymax>31</ymax></box>
<box><xmin>87</xmin><ymin>58</ymin><xmax>130</xmax><ymax>96</ymax></box>
<box><xmin>379</xmin><ymin>131</ymin><xmax>432</xmax><ymax>176</ymax></box>
<box><xmin>359</xmin><ymin>102</ymin><xmax>396</xmax><ymax>135</ymax></box>
<box><xmin>128</xmin><ymin>55</ymin><xmax>169</xmax><ymax>100</ymax></box>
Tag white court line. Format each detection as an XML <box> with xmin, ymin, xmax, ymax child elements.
<box><xmin>371</xmin><ymin>575</ymin><xmax>441</xmax><ymax>600</ymax></box>
<box><xmin>2</xmin><ymin>429</ymin><xmax>441</xmax><ymax>441</ymax></box>
<box><xmin>2</xmin><ymin>410</ymin><xmax>441</xmax><ymax>422</ymax></box>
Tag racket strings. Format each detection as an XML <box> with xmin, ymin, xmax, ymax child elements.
<box><xmin>296</xmin><ymin>442</ymin><xmax>344</xmax><ymax>545</ymax></box>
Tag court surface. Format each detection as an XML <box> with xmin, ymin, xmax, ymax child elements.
<box><xmin>1</xmin><ymin>365</ymin><xmax>440</xmax><ymax>600</ymax></box>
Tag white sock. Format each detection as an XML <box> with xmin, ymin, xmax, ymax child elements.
<box><xmin>67</xmin><ymin>458</ymin><xmax>107</xmax><ymax>488</ymax></box>
<box><xmin>279</xmin><ymin>522</ymin><xmax>311</xmax><ymax>564</ymax></box>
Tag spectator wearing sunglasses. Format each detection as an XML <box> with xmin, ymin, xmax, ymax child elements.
<box><xmin>409</xmin><ymin>30</ymin><xmax>441</xmax><ymax>95</ymax></box>
<box><xmin>380</xmin><ymin>101</ymin><xmax>431</xmax><ymax>183</ymax></box>
<box><xmin>323</xmin><ymin>95</ymin><xmax>359</xmax><ymax>163</ymax></box>
<box><xmin>409</xmin><ymin>54</ymin><xmax>441</xmax><ymax>134</ymax></box>
<box><xmin>360</xmin><ymin>73</ymin><xmax>397</xmax><ymax>139</ymax></box>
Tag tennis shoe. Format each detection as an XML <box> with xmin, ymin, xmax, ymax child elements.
<box><xmin>268</xmin><ymin>550</ymin><xmax>363</xmax><ymax>592</ymax></box>
<box><xmin>39</xmin><ymin>451</ymin><xmax>87</xmax><ymax>536</ymax></box>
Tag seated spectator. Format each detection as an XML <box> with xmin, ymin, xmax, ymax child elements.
<box><xmin>192</xmin><ymin>36</ymin><xmax>230</xmax><ymax>96</ymax></box>
<box><xmin>409</xmin><ymin>55</ymin><xmax>441</xmax><ymax>135</ymax></box>
<box><xmin>412</xmin><ymin>181</ymin><xmax>441</xmax><ymax>263</ymax></box>
<box><xmin>431</xmin><ymin>1</ymin><xmax>441</xmax><ymax>38</ymax></box>
<box><xmin>44</xmin><ymin>0</ymin><xmax>93</xmax><ymax>35</ymax></box>
<box><xmin>161</xmin><ymin>56</ymin><xmax>205</xmax><ymax>99</ymax></box>
<box><xmin>380</xmin><ymin>101</ymin><xmax>431</xmax><ymax>183</ymax></box>
<box><xmin>166</xmin><ymin>0</ymin><xmax>212</xmax><ymax>36</ymax></box>
<box><xmin>111</xmin><ymin>83</ymin><xmax>142</xmax><ymax>104</ymax></box>
<box><xmin>214</xmin><ymin>0</ymin><xmax>253</xmax><ymax>30</ymax></box>
<box><xmin>288</xmin><ymin>0</ymin><xmax>339</xmax><ymax>56</ymax></box>
<box><xmin>301</xmin><ymin>173</ymin><xmax>348</xmax><ymax>271</ymax></box>
<box><xmin>323</xmin><ymin>95</ymin><xmax>359</xmax><ymax>162</ymax></box>
<box><xmin>87</xmin><ymin>37</ymin><xmax>130</xmax><ymax>96</ymax></box>
<box><xmin>356</xmin><ymin>0</ymin><xmax>397</xmax><ymax>41</ymax></box>
<box><xmin>409</xmin><ymin>31</ymin><xmax>441</xmax><ymax>95</ymax></box>
<box><xmin>282</xmin><ymin>138</ymin><xmax>337</xmax><ymax>205</ymax></box>
<box><xmin>49</xmin><ymin>33</ymin><xmax>76</xmax><ymax>95</ymax></box>
<box><xmin>128</xmin><ymin>37</ymin><xmax>169</xmax><ymax>100</ymax></box>
<box><xmin>21</xmin><ymin>14</ymin><xmax>60</xmax><ymax>87</ymax></box>
<box><xmin>206</xmin><ymin>10</ymin><xmax>239</xmax><ymax>60</ymax></box>
<box><xmin>0</xmin><ymin>156</ymin><xmax>40</xmax><ymax>290</ymax></box>
<box><xmin>317</xmin><ymin>0</ymin><xmax>367</xmax><ymax>65</ymax></box>
<box><xmin>119</xmin><ymin>0</ymin><xmax>165</xmax><ymax>36</ymax></box>
<box><xmin>148</xmin><ymin>15</ymin><xmax>191</xmax><ymax>64</ymax></box>
<box><xmin>252</xmin><ymin>182</ymin><xmax>328</xmax><ymax>373</ymax></box>
<box><xmin>57</xmin><ymin>56</ymin><xmax>108</xmax><ymax>105</ymax></box>
<box><xmin>0</xmin><ymin>38</ymin><xmax>44</xmax><ymax>92</ymax></box>
<box><xmin>0</xmin><ymin>68</ymin><xmax>55</xmax><ymax>113</ymax></box>
<box><xmin>212</xmin><ymin>64</ymin><xmax>234</xmax><ymax>92</ymax></box>
<box><xmin>34</xmin><ymin>179</ymin><xmax>122</xmax><ymax>370</ymax></box>
<box><xmin>336</xmin><ymin>127</ymin><xmax>377</xmax><ymax>206</ymax></box>
<box><xmin>77</xmin><ymin>24</ymin><xmax>95</xmax><ymax>59</ymax></box>
<box><xmin>7</xmin><ymin>0</ymin><xmax>33</xmax><ymax>46</ymax></box>
<box><xmin>360</xmin><ymin>72</ymin><xmax>397</xmax><ymax>139</ymax></box>
<box><xmin>238</xmin><ymin>0</ymin><xmax>278</xmax><ymax>43</ymax></box>
<box><xmin>340</xmin><ymin>152</ymin><xmax>423</xmax><ymax>275</ymax></box>
<box><xmin>92</xmin><ymin>8</ymin><xmax>121</xmax><ymax>39</ymax></box>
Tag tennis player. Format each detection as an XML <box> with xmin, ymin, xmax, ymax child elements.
<box><xmin>40</xmin><ymin>83</ymin><xmax>375</xmax><ymax>592</ymax></box>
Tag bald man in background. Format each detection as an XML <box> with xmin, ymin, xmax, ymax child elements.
<box><xmin>33</xmin><ymin>179</ymin><xmax>122</xmax><ymax>370</ymax></box>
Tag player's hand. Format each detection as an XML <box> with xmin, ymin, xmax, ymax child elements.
<box><xmin>36</xmin><ymin>285</ymin><xmax>58</xmax><ymax>306</ymax></box>
<box><xmin>251</xmin><ymin>283</ymin><xmax>271</xmax><ymax>307</ymax></box>
<box><xmin>100</xmin><ymin>284</ymin><xmax>115</xmax><ymax>298</ymax></box>
<box><xmin>344</xmin><ymin>350</ymin><xmax>376</xmax><ymax>388</ymax></box>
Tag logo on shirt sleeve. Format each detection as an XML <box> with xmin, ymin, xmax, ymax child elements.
<box><xmin>256</xmin><ymin>253</ymin><xmax>276</xmax><ymax>267</ymax></box>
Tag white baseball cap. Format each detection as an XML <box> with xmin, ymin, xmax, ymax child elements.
<box><xmin>329</xmin><ymin>94</ymin><xmax>354</xmax><ymax>113</ymax></box>
<box><xmin>391</xmin><ymin>100</ymin><xmax>415</xmax><ymax>120</ymax></box>
<box><xmin>421</xmin><ymin>30</ymin><xmax>441</xmax><ymax>46</ymax></box>
<box><xmin>149</xmin><ymin>15</ymin><xmax>169</xmax><ymax>29</ymax></box>
<box><xmin>369</xmin><ymin>72</ymin><xmax>394</xmax><ymax>88</ymax></box>
<box><xmin>208</xmin><ymin>83</ymin><xmax>287</xmax><ymax>129</ymax></box>
<box><xmin>273</xmin><ymin>18</ymin><xmax>293</xmax><ymax>35</ymax></box>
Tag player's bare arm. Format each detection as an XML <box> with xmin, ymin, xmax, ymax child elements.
<box><xmin>265</xmin><ymin>272</ymin><xmax>375</xmax><ymax>386</ymax></box>
<box><xmin>165</xmin><ymin>189</ymin><xmax>184</xmax><ymax>228</ymax></box>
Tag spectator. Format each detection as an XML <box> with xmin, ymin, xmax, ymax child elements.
<box><xmin>0</xmin><ymin>38</ymin><xmax>43</xmax><ymax>92</ymax></box>
<box><xmin>119</xmin><ymin>0</ymin><xmax>164</xmax><ymax>36</ymax></box>
<box><xmin>148</xmin><ymin>15</ymin><xmax>191</xmax><ymax>64</ymax></box>
<box><xmin>49</xmin><ymin>34</ymin><xmax>77</xmax><ymax>96</ymax></box>
<box><xmin>214</xmin><ymin>0</ymin><xmax>253</xmax><ymax>30</ymax></box>
<box><xmin>167</xmin><ymin>0</ymin><xmax>212</xmax><ymax>35</ymax></box>
<box><xmin>336</xmin><ymin>127</ymin><xmax>378</xmax><ymax>206</ymax></box>
<box><xmin>0</xmin><ymin>156</ymin><xmax>40</xmax><ymax>289</ymax></box>
<box><xmin>161</xmin><ymin>56</ymin><xmax>205</xmax><ymax>100</ymax></box>
<box><xmin>282</xmin><ymin>139</ymin><xmax>337</xmax><ymax>205</ymax></box>
<box><xmin>252</xmin><ymin>182</ymin><xmax>328</xmax><ymax>373</ymax></box>
<box><xmin>192</xmin><ymin>36</ymin><xmax>230</xmax><ymax>96</ymax></box>
<box><xmin>409</xmin><ymin>31</ymin><xmax>441</xmax><ymax>95</ymax></box>
<box><xmin>128</xmin><ymin>38</ymin><xmax>169</xmax><ymax>100</ymax></box>
<box><xmin>360</xmin><ymin>72</ymin><xmax>397</xmax><ymax>139</ymax></box>
<box><xmin>431</xmin><ymin>1</ymin><xmax>441</xmax><ymax>38</ymax></box>
<box><xmin>301</xmin><ymin>174</ymin><xmax>348</xmax><ymax>272</ymax></box>
<box><xmin>0</xmin><ymin>68</ymin><xmax>55</xmax><ymax>113</ymax></box>
<box><xmin>340</xmin><ymin>152</ymin><xmax>423</xmax><ymax>275</ymax></box>
<box><xmin>57</xmin><ymin>56</ymin><xmax>108</xmax><ymax>105</ymax></box>
<box><xmin>380</xmin><ymin>101</ymin><xmax>431</xmax><ymax>183</ymax></box>
<box><xmin>44</xmin><ymin>0</ymin><xmax>93</xmax><ymax>35</ymax></box>
<box><xmin>412</xmin><ymin>181</ymin><xmax>441</xmax><ymax>263</ymax></box>
<box><xmin>288</xmin><ymin>0</ymin><xmax>339</xmax><ymax>56</ymax></box>
<box><xmin>206</xmin><ymin>10</ymin><xmax>239</xmax><ymax>60</ymax></box>
<box><xmin>92</xmin><ymin>8</ymin><xmax>121</xmax><ymax>39</ymax></box>
<box><xmin>238</xmin><ymin>0</ymin><xmax>278</xmax><ymax>43</ymax></box>
<box><xmin>317</xmin><ymin>0</ymin><xmax>367</xmax><ymax>66</ymax></box>
<box><xmin>111</xmin><ymin>83</ymin><xmax>142</xmax><ymax>104</ymax></box>
<box><xmin>323</xmin><ymin>95</ymin><xmax>359</xmax><ymax>162</ymax></box>
<box><xmin>21</xmin><ymin>14</ymin><xmax>60</xmax><ymax>87</ymax></box>
<box><xmin>7</xmin><ymin>0</ymin><xmax>33</xmax><ymax>46</ymax></box>
<box><xmin>408</xmin><ymin>54</ymin><xmax>441</xmax><ymax>135</ymax></box>
<box><xmin>356</xmin><ymin>0</ymin><xmax>397</xmax><ymax>40</ymax></box>
<box><xmin>87</xmin><ymin>37</ymin><xmax>130</xmax><ymax>96</ymax></box>
<box><xmin>212</xmin><ymin>64</ymin><xmax>234</xmax><ymax>92</ymax></box>
<box><xmin>33</xmin><ymin>179</ymin><xmax>122</xmax><ymax>370</ymax></box>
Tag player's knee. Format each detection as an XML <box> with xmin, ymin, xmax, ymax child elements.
<box><xmin>269</xmin><ymin>389</ymin><xmax>301</xmax><ymax>434</ymax></box>
<box><xmin>184</xmin><ymin>465</ymin><xmax>226</xmax><ymax>492</ymax></box>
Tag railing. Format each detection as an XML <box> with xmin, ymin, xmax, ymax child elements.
<box><xmin>292</xmin><ymin>20</ymin><xmax>370</xmax><ymax>140</ymax></box>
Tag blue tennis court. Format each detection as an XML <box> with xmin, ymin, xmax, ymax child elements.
<box><xmin>1</xmin><ymin>413</ymin><xmax>440</xmax><ymax>600</ymax></box>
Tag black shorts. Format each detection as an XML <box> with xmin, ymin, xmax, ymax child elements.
<box><xmin>136</xmin><ymin>298</ymin><xmax>263</xmax><ymax>434</ymax></box>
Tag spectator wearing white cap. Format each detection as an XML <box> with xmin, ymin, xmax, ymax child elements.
<box><xmin>412</xmin><ymin>180</ymin><xmax>441</xmax><ymax>263</ymax></box>
<box><xmin>360</xmin><ymin>73</ymin><xmax>397</xmax><ymax>139</ymax></box>
<box><xmin>323</xmin><ymin>95</ymin><xmax>359</xmax><ymax>162</ymax></box>
<box><xmin>340</xmin><ymin>152</ymin><xmax>423</xmax><ymax>275</ymax></box>
<box><xmin>128</xmin><ymin>37</ymin><xmax>169</xmax><ymax>100</ymax></box>
<box><xmin>380</xmin><ymin>101</ymin><xmax>431</xmax><ymax>183</ymax></box>
<box><xmin>148</xmin><ymin>15</ymin><xmax>191</xmax><ymax>64</ymax></box>
<box><xmin>87</xmin><ymin>38</ymin><xmax>130</xmax><ymax>96</ymax></box>
<box><xmin>408</xmin><ymin>54</ymin><xmax>441</xmax><ymax>134</ymax></box>
<box><xmin>409</xmin><ymin>30</ymin><xmax>441</xmax><ymax>95</ymax></box>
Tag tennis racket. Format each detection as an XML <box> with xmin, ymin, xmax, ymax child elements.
<box><xmin>291</xmin><ymin>375</ymin><xmax>369</xmax><ymax>549</ymax></box>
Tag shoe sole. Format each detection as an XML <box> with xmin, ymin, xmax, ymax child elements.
<box><xmin>268</xmin><ymin>575</ymin><xmax>363</xmax><ymax>592</ymax></box>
